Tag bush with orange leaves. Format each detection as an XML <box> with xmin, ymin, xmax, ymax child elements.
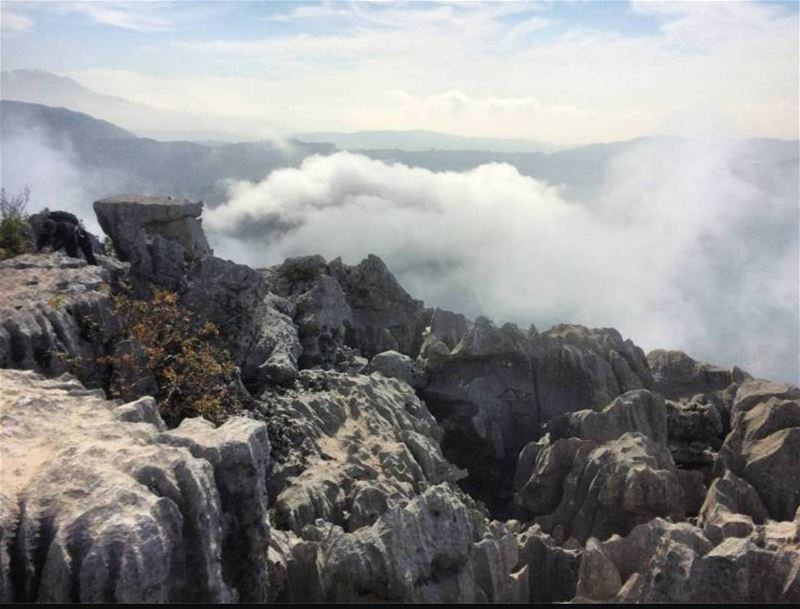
<box><xmin>108</xmin><ymin>287</ymin><xmax>244</xmax><ymax>426</ymax></box>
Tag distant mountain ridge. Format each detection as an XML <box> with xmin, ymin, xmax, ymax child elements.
<box><xmin>294</xmin><ymin>129</ymin><xmax>559</xmax><ymax>153</ymax></box>
<box><xmin>0</xmin><ymin>99</ymin><xmax>334</xmax><ymax>205</ymax></box>
<box><xmin>0</xmin><ymin>69</ymin><xmax>279</xmax><ymax>142</ymax></box>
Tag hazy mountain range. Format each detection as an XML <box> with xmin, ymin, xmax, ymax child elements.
<box><xmin>295</xmin><ymin>129</ymin><xmax>558</xmax><ymax>153</ymax></box>
<box><xmin>2</xmin><ymin>69</ymin><xmax>554</xmax><ymax>152</ymax></box>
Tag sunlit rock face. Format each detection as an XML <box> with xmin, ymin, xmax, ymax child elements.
<box><xmin>0</xmin><ymin>369</ymin><xmax>270</xmax><ymax>603</ymax></box>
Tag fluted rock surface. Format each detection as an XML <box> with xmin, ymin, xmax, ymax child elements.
<box><xmin>0</xmin><ymin>369</ymin><xmax>270</xmax><ymax>603</ymax></box>
<box><xmin>515</xmin><ymin>391</ymin><xmax>684</xmax><ymax>544</ymax></box>
<box><xmin>0</xmin><ymin>253</ymin><xmax>125</xmax><ymax>382</ymax></box>
<box><xmin>259</xmin><ymin>369</ymin><xmax>464</xmax><ymax>534</ymax></box>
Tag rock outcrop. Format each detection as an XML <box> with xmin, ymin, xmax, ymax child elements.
<box><xmin>0</xmin><ymin>253</ymin><xmax>126</xmax><ymax>383</ymax></box>
<box><xmin>576</xmin><ymin>515</ymin><xmax>800</xmax><ymax>603</ymax></box>
<box><xmin>268</xmin><ymin>484</ymin><xmax>580</xmax><ymax>604</ymax></box>
<box><xmin>0</xmin><ymin>369</ymin><xmax>270</xmax><ymax>603</ymax></box>
<box><xmin>519</xmin><ymin>432</ymin><xmax>685</xmax><ymax>544</ymax></box>
<box><xmin>2</xmin><ymin>191</ymin><xmax>798</xmax><ymax>604</ymax></box>
<box><xmin>715</xmin><ymin>381</ymin><xmax>800</xmax><ymax>521</ymax></box>
<box><xmin>648</xmin><ymin>349</ymin><xmax>748</xmax><ymax>400</ymax></box>
<box><xmin>94</xmin><ymin>195</ymin><xmax>301</xmax><ymax>391</ymax></box>
<box><xmin>259</xmin><ymin>369</ymin><xmax>463</xmax><ymax>534</ymax></box>
<box><xmin>418</xmin><ymin>318</ymin><xmax>653</xmax><ymax>513</ymax></box>
<box><xmin>263</xmin><ymin>254</ymin><xmax>426</xmax><ymax>369</ymax></box>
<box><xmin>94</xmin><ymin>195</ymin><xmax>211</xmax><ymax>290</ymax></box>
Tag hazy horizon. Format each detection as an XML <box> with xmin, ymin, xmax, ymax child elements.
<box><xmin>2</xmin><ymin>1</ymin><xmax>798</xmax><ymax>146</ymax></box>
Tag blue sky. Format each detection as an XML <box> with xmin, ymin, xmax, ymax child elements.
<box><xmin>2</xmin><ymin>1</ymin><xmax>798</xmax><ymax>143</ymax></box>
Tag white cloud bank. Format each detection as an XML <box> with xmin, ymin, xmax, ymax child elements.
<box><xmin>206</xmin><ymin>143</ymin><xmax>799</xmax><ymax>383</ymax></box>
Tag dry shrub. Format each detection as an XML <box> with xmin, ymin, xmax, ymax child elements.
<box><xmin>109</xmin><ymin>286</ymin><xmax>243</xmax><ymax>425</ymax></box>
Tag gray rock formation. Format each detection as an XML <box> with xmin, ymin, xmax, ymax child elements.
<box><xmin>268</xmin><ymin>484</ymin><xmax>578</xmax><ymax>603</ymax></box>
<box><xmin>94</xmin><ymin>195</ymin><xmax>302</xmax><ymax>391</ymax></box>
<box><xmin>264</xmin><ymin>254</ymin><xmax>426</xmax><ymax>368</ymax></box>
<box><xmin>182</xmin><ymin>257</ymin><xmax>302</xmax><ymax>389</ymax></box>
<box><xmin>544</xmin><ymin>389</ymin><xmax>667</xmax><ymax>445</ymax></box>
<box><xmin>94</xmin><ymin>194</ymin><xmax>211</xmax><ymax>290</ymax></box>
<box><xmin>419</xmin><ymin>318</ymin><xmax>653</xmax><ymax>513</ymax></box>
<box><xmin>519</xmin><ymin>432</ymin><xmax>685</xmax><ymax>544</ymax></box>
<box><xmin>514</xmin><ymin>394</ymin><xmax>684</xmax><ymax>544</ymax></box>
<box><xmin>328</xmin><ymin>255</ymin><xmax>426</xmax><ymax>358</ymax></box>
<box><xmin>715</xmin><ymin>382</ymin><xmax>800</xmax><ymax>521</ymax></box>
<box><xmin>0</xmin><ymin>253</ymin><xmax>125</xmax><ymax>383</ymax></box>
<box><xmin>0</xmin><ymin>369</ymin><xmax>270</xmax><ymax>603</ymax></box>
<box><xmin>648</xmin><ymin>349</ymin><xmax>749</xmax><ymax>399</ymax></box>
<box><xmin>697</xmin><ymin>471</ymin><xmax>769</xmax><ymax>543</ymax></box>
<box><xmin>367</xmin><ymin>350</ymin><xmax>427</xmax><ymax>388</ymax></box>
<box><xmin>259</xmin><ymin>369</ymin><xmax>464</xmax><ymax>534</ymax></box>
<box><xmin>634</xmin><ymin>521</ymin><xmax>800</xmax><ymax>602</ymax></box>
<box><xmin>575</xmin><ymin>518</ymin><xmax>714</xmax><ymax>601</ymax></box>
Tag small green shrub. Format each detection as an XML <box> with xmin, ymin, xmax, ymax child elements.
<box><xmin>0</xmin><ymin>187</ymin><xmax>32</xmax><ymax>260</ymax></box>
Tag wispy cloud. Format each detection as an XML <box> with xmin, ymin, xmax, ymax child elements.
<box><xmin>1</xmin><ymin>9</ymin><xmax>33</xmax><ymax>34</ymax></box>
<box><xmin>58</xmin><ymin>1</ymin><xmax>177</xmax><ymax>32</ymax></box>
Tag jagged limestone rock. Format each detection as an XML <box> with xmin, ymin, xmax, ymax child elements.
<box><xmin>697</xmin><ymin>471</ymin><xmax>769</xmax><ymax>544</ymax></box>
<box><xmin>265</xmin><ymin>254</ymin><xmax>425</xmax><ymax>368</ymax></box>
<box><xmin>636</xmin><ymin>529</ymin><xmax>800</xmax><ymax>602</ymax></box>
<box><xmin>181</xmin><ymin>256</ymin><xmax>302</xmax><ymax>390</ymax></box>
<box><xmin>260</xmin><ymin>369</ymin><xmax>464</xmax><ymax>534</ymax></box>
<box><xmin>271</xmin><ymin>485</ymin><xmax>527</xmax><ymax>603</ymax></box>
<box><xmin>517</xmin><ymin>433</ymin><xmax>685</xmax><ymax>544</ymax></box>
<box><xmin>647</xmin><ymin>349</ymin><xmax>748</xmax><ymax>400</ymax></box>
<box><xmin>93</xmin><ymin>195</ymin><xmax>302</xmax><ymax>392</ymax></box>
<box><xmin>0</xmin><ymin>369</ymin><xmax>270</xmax><ymax>603</ymax></box>
<box><xmin>544</xmin><ymin>389</ymin><xmax>667</xmax><ymax>446</ymax></box>
<box><xmin>575</xmin><ymin>518</ymin><xmax>713</xmax><ymax>601</ymax></box>
<box><xmin>0</xmin><ymin>253</ymin><xmax>124</xmax><ymax>382</ymax></box>
<box><xmin>367</xmin><ymin>350</ymin><xmax>427</xmax><ymax>388</ymax></box>
<box><xmin>419</xmin><ymin>318</ymin><xmax>653</xmax><ymax>513</ymax></box>
<box><xmin>328</xmin><ymin>255</ymin><xmax>426</xmax><ymax>358</ymax></box>
<box><xmin>716</xmin><ymin>387</ymin><xmax>800</xmax><ymax>521</ymax></box>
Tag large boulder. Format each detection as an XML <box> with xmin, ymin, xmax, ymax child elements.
<box><xmin>94</xmin><ymin>194</ymin><xmax>211</xmax><ymax>290</ymax></box>
<box><xmin>697</xmin><ymin>471</ymin><xmax>769</xmax><ymax>544</ymax></box>
<box><xmin>0</xmin><ymin>369</ymin><xmax>270</xmax><ymax>603</ymax></box>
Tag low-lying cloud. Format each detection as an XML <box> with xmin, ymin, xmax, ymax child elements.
<box><xmin>206</xmin><ymin>143</ymin><xmax>799</xmax><ymax>383</ymax></box>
